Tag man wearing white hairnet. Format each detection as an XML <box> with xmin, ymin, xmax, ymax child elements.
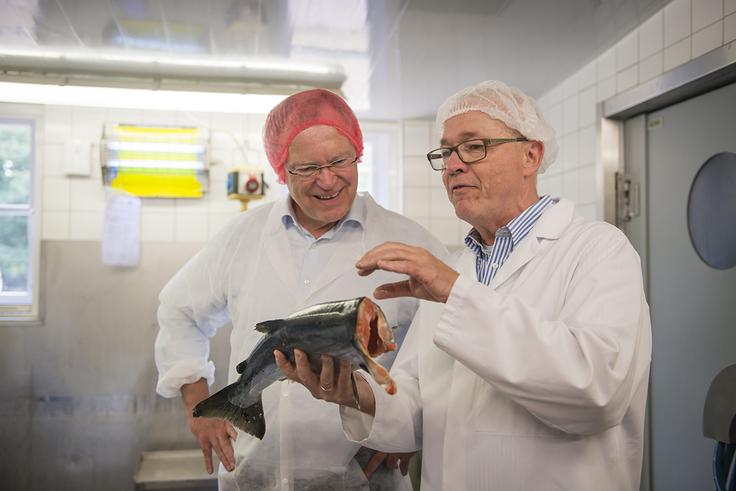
<box><xmin>277</xmin><ymin>80</ymin><xmax>652</xmax><ymax>490</ymax></box>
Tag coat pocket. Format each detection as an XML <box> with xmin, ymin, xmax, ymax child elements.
<box><xmin>472</xmin><ymin>381</ymin><xmax>563</xmax><ymax>437</ymax></box>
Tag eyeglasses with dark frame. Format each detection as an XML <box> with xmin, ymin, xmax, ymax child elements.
<box><xmin>426</xmin><ymin>137</ymin><xmax>528</xmax><ymax>171</ymax></box>
<box><xmin>286</xmin><ymin>156</ymin><xmax>358</xmax><ymax>180</ymax></box>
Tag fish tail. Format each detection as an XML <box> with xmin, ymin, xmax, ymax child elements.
<box><xmin>193</xmin><ymin>386</ymin><xmax>266</xmax><ymax>440</ymax></box>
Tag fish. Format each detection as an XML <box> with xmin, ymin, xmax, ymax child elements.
<box><xmin>192</xmin><ymin>297</ymin><xmax>398</xmax><ymax>440</ymax></box>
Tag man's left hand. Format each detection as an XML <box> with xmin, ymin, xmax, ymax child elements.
<box><xmin>358</xmin><ymin>448</ymin><xmax>417</xmax><ymax>479</ymax></box>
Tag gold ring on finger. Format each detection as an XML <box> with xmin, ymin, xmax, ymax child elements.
<box><xmin>321</xmin><ymin>385</ymin><xmax>334</xmax><ymax>392</ymax></box>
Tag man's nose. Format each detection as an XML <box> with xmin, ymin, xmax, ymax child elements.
<box><xmin>315</xmin><ymin>166</ymin><xmax>339</xmax><ymax>187</ymax></box>
<box><xmin>444</xmin><ymin>150</ymin><xmax>467</xmax><ymax>174</ymax></box>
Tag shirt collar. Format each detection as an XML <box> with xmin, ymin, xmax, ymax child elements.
<box><xmin>465</xmin><ymin>194</ymin><xmax>554</xmax><ymax>250</ymax></box>
<box><xmin>280</xmin><ymin>193</ymin><xmax>366</xmax><ymax>238</ymax></box>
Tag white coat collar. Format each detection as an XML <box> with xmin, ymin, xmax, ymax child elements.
<box><xmin>456</xmin><ymin>197</ymin><xmax>575</xmax><ymax>288</ymax></box>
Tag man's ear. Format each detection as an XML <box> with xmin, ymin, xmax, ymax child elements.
<box><xmin>523</xmin><ymin>141</ymin><xmax>544</xmax><ymax>177</ymax></box>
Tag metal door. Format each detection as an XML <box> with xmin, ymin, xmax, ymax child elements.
<box><xmin>625</xmin><ymin>81</ymin><xmax>736</xmax><ymax>490</ymax></box>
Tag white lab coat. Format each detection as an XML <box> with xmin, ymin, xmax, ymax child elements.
<box><xmin>155</xmin><ymin>193</ymin><xmax>447</xmax><ymax>491</ymax></box>
<box><xmin>341</xmin><ymin>198</ymin><xmax>652</xmax><ymax>491</ymax></box>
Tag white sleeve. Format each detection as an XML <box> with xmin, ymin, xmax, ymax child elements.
<box><xmin>154</xmin><ymin>235</ymin><xmax>233</xmax><ymax>398</ymax></box>
<box><xmin>340</xmin><ymin>304</ymin><xmax>428</xmax><ymax>453</ymax></box>
<box><xmin>433</xmin><ymin>234</ymin><xmax>651</xmax><ymax>435</ymax></box>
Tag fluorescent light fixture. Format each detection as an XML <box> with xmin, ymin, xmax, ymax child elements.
<box><xmin>0</xmin><ymin>49</ymin><xmax>63</xmax><ymax>59</ymax></box>
<box><xmin>106</xmin><ymin>141</ymin><xmax>205</xmax><ymax>153</ymax></box>
<box><xmin>0</xmin><ymin>81</ymin><xmax>287</xmax><ymax>114</ymax></box>
<box><xmin>2</xmin><ymin>48</ymin><xmax>338</xmax><ymax>75</ymax></box>
<box><xmin>149</xmin><ymin>56</ymin><xmax>334</xmax><ymax>74</ymax></box>
<box><xmin>106</xmin><ymin>160</ymin><xmax>206</xmax><ymax>170</ymax></box>
<box><xmin>101</xmin><ymin>123</ymin><xmax>211</xmax><ymax>198</ymax></box>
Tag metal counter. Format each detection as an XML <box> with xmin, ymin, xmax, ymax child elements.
<box><xmin>134</xmin><ymin>449</ymin><xmax>220</xmax><ymax>491</ymax></box>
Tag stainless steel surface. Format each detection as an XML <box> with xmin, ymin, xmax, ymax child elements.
<box><xmin>134</xmin><ymin>450</ymin><xmax>219</xmax><ymax>490</ymax></box>
<box><xmin>604</xmin><ymin>41</ymin><xmax>736</xmax><ymax>120</ymax></box>
<box><xmin>703</xmin><ymin>365</ymin><xmax>736</xmax><ymax>445</ymax></box>
<box><xmin>622</xmin><ymin>114</ymin><xmax>648</xmax><ymax>289</ymax></box>
<box><xmin>0</xmin><ymin>240</ymin><xmax>233</xmax><ymax>491</ymax></box>
<box><xmin>615</xmin><ymin>172</ymin><xmax>640</xmax><ymax>225</ymax></box>
<box><xmin>0</xmin><ymin>0</ymin><xmax>672</xmax><ymax>119</ymax></box>
<box><xmin>596</xmin><ymin>104</ymin><xmax>623</xmax><ymax>225</ymax></box>
<box><xmin>623</xmin><ymin>114</ymin><xmax>650</xmax><ymax>491</ymax></box>
<box><xmin>643</xmin><ymin>80</ymin><xmax>736</xmax><ymax>491</ymax></box>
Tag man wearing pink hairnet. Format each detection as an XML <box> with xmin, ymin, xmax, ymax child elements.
<box><xmin>154</xmin><ymin>89</ymin><xmax>447</xmax><ymax>491</ymax></box>
<box><xmin>278</xmin><ymin>81</ymin><xmax>652</xmax><ymax>490</ymax></box>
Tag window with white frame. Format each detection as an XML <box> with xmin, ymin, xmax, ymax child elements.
<box><xmin>359</xmin><ymin>122</ymin><xmax>400</xmax><ymax>212</ymax></box>
<box><xmin>0</xmin><ymin>117</ymin><xmax>38</xmax><ymax>320</ymax></box>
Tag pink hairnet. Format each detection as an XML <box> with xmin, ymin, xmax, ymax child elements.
<box><xmin>263</xmin><ymin>89</ymin><xmax>364</xmax><ymax>184</ymax></box>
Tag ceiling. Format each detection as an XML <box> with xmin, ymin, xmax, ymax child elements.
<box><xmin>0</xmin><ymin>0</ymin><xmax>672</xmax><ymax>120</ymax></box>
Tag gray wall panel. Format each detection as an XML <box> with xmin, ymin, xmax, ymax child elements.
<box><xmin>0</xmin><ymin>240</ymin><xmax>233</xmax><ymax>491</ymax></box>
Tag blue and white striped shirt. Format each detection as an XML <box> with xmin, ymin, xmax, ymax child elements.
<box><xmin>464</xmin><ymin>194</ymin><xmax>555</xmax><ymax>285</ymax></box>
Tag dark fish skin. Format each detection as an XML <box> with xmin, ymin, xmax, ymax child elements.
<box><xmin>192</xmin><ymin>297</ymin><xmax>396</xmax><ymax>440</ymax></box>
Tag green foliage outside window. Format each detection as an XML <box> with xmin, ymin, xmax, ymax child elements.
<box><xmin>0</xmin><ymin>122</ymin><xmax>32</xmax><ymax>294</ymax></box>
<box><xmin>0</xmin><ymin>124</ymin><xmax>32</xmax><ymax>205</ymax></box>
<box><xmin>0</xmin><ymin>216</ymin><xmax>28</xmax><ymax>292</ymax></box>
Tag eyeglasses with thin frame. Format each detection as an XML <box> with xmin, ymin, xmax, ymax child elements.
<box><xmin>426</xmin><ymin>137</ymin><xmax>528</xmax><ymax>171</ymax></box>
<box><xmin>286</xmin><ymin>156</ymin><xmax>358</xmax><ymax>180</ymax></box>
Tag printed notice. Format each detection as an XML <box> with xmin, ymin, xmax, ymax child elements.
<box><xmin>102</xmin><ymin>194</ymin><xmax>142</xmax><ymax>267</ymax></box>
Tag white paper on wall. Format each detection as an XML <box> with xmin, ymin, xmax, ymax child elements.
<box><xmin>102</xmin><ymin>193</ymin><xmax>142</xmax><ymax>267</ymax></box>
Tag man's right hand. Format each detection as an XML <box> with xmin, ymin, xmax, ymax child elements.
<box><xmin>275</xmin><ymin>350</ymin><xmax>377</xmax><ymax>416</ymax></box>
<box><xmin>355</xmin><ymin>242</ymin><xmax>458</xmax><ymax>304</ymax></box>
<box><xmin>181</xmin><ymin>378</ymin><xmax>238</xmax><ymax>474</ymax></box>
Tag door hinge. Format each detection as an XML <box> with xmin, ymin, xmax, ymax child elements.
<box><xmin>616</xmin><ymin>172</ymin><xmax>640</xmax><ymax>225</ymax></box>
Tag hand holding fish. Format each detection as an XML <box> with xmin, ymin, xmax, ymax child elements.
<box><xmin>193</xmin><ymin>298</ymin><xmax>395</xmax><ymax>439</ymax></box>
<box><xmin>356</xmin><ymin>242</ymin><xmax>459</xmax><ymax>303</ymax></box>
<box><xmin>274</xmin><ymin>350</ymin><xmax>377</xmax><ymax>416</ymax></box>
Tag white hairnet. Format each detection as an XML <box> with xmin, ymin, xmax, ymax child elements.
<box><xmin>436</xmin><ymin>80</ymin><xmax>559</xmax><ymax>173</ymax></box>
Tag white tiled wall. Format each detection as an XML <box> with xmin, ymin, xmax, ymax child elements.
<box><xmin>401</xmin><ymin>119</ymin><xmax>472</xmax><ymax>247</ymax></box>
<box><xmin>533</xmin><ymin>61</ymin><xmax>598</xmax><ymax>223</ymax></box>
<box><xmin>535</xmin><ymin>0</ymin><xmax>736</xmax><ymax>223</ymax></box>
<box><xmin>32</xmin><ymin>106</ymin><xmax>276</xmax><ymax>244</ymax></box>
<box><xmin>400</xmin><ymin>0</ymin><xmax>736</xmax><ymax>248</ymax></box>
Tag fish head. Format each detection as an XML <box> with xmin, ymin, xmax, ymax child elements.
<box><xmin>355</xmin><ymin>297</ymin><xmax>397</xmax><ymax>395</ymax></box>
